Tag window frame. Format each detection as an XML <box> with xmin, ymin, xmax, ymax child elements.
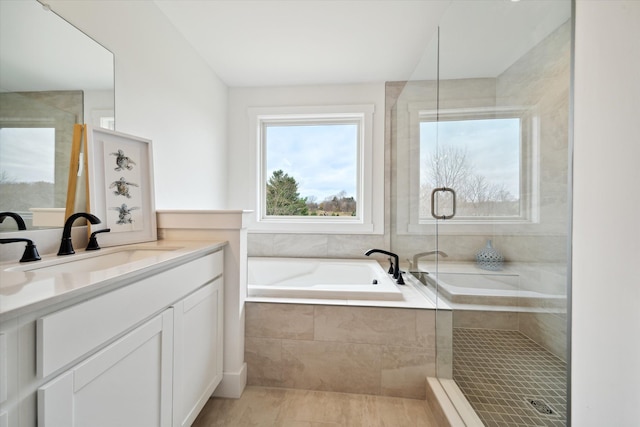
<box><xmin>249</xmin><ymin>104</ymin><xmax>380</xmax><ymax>234</ymax></box>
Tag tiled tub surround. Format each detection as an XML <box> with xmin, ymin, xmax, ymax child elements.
<box><xmin>244</xmin><ymin>302</ymin><xmax>438</xmax><ymax>399</ymax></box>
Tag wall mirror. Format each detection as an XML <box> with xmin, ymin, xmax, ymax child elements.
<box><xmin>0</xmin><ymin>0</ymin><xmax>114</xmax><ymax>232</ymax></box>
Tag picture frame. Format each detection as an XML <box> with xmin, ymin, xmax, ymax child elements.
<box><xmin>86</xmin><ymin>125</ymin><xmax>157</xmax><ymax>247</ymax></box>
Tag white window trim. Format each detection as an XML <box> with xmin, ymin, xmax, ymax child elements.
<box><xmin>397</xmin><ymin>104</ymin><xmax>541</xmax><ymax>235</ymax></box>
<box><xmin>248</xmin><ymin>104</ymin><xmax>381</xmax><ymax>234</ymax></box>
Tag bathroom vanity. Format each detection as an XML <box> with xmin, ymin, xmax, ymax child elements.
<box><xmin>0</xmin><ymin>240</ymin><xmax>225</xmax><ymax>427</ymax></box>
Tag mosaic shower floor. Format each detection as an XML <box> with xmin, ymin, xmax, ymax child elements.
<box><xmin>453</xmin><ymin>328</ymin><xmax>567</xmax><ymax>427</ymax></box>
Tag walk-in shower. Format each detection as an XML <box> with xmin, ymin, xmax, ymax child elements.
<box><xmin>389</xmin><ymin>1</ymin><xmax>572</xmax><ymax>425</ymax></box>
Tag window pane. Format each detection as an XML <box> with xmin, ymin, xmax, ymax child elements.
<box><xmin>420</xmin><ymin>118</ymin><xmax>521</xmax><ymax>218</ymax></box>
<box><xmin>0</xmin><ymin>127</ymin><xmax>56</xmax><ymax>212</ymax></box>
<box><xmin>265</xmin><ymin>123</ymin><xmax>358</xmax><ymax>217</ymax></box>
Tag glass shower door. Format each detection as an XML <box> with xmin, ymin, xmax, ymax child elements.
<box><xmin>390</xmin><ymin>1</ymin><xmax>572</xmax><ymax>425</ymax></box>
<box><xmin>433</xmin><ymin>2</ymin><xmax>572</xmax><ymax>426</ymax></box>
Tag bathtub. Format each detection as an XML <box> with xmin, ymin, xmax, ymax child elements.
<box><xmin>247</xmin><ymin>257</ymin><xmax>404</xmax><ymax>300</ymax></box>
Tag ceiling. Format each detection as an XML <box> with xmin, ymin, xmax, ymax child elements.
<box><xmin>154</xmin><ymin>0</ymin><xmax>571</xmax><ymax>87</ymax></box>
<box><xmin>1</xmin><ymin>1</ymin><xmax>571</xmax><ymax>92</ymax></box>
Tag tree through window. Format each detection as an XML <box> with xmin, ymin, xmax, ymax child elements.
<box><xmin>263</xmin><ymin>121</ymin><xmax>359</xmax><ymax>218</ymax></box>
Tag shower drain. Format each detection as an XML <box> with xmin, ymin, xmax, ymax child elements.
<box><xmin>527</xmin><ymin>399</ymin><xmax>555</xmax><ymax>415</ymax></box>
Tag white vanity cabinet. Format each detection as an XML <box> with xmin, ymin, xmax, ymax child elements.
<box><xmin>38</xmin><ymin>309</ymin><xmax>175</xmax><ymax>427</ymax></box>
<box><xmin>24</xmin><ymin>246</ymin><xmax>225</xmax><ymax>427</ymax></box>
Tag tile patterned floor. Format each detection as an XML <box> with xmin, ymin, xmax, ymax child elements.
<box><xmin>453</xmin><ymin>328</ymin><xmax>567</xmax><ymax>427</ymax></box>
<box><xmin>192</xmin><ymin>386</ymin><xmax>439</xmax><ymax>427</ymax></box>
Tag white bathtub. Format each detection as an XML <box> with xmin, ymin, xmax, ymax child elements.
<box><xmin>247</xmin><ymin>257</ymin><xmax>403</xmax><ymax>300</ymax></box>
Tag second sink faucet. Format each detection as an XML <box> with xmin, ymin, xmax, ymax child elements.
<box><xmin>0</xmin><ymin>212</ymin><xmax>27</xmax><ymax>230</ymax></box>
<box><xmin>58</xmin><ymin>212</ymin><xmax>102</xmax><ymax>256</ymax></box>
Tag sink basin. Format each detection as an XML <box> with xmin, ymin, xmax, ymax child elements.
<box><xmin>4</xmin><ymin>247</ymin><xmax>183</xmax><ymax>275</ymax></box>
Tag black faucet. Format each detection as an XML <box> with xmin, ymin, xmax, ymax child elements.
<box><xmin>0</xmin><ymin>238</ymin><xmax>41</xmax><ymax>262</ymax></box>
<box><xmin>0</xmin><ymin>212</ymin><xmax>27</xmax><ymax>230</ymax></box>
<box><xmin>58</xmin><ymin>212</ymin><xmax>102</xmax><ymax>256</ymax></box>
<box><xmin>364</xmin><ymin>248</ymin><xmax>405</xmax><ymax>285</ymax></box>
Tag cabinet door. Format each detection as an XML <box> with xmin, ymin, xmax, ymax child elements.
<box><xmin>0</xmin><ymin>318</ymin><xmax>17</xmax><ymax>427</ymax></box>
<box><xmin>173</xmin><ymin>278</ymin><xmax>223</xmax><ymax>427</ymax></box>
<box><xmin>38</xmin><ymin>309</ymin><xmax>174</xmax><ymax>427</ymax></box>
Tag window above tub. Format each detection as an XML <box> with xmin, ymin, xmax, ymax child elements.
<box><xmin>249</xmin><ymin>104</ymin><xmax>382</xmax><ymax>234</ymax></box>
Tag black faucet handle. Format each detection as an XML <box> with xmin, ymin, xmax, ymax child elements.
<box><xmin>0</xmin><ymin>238</ymin><xmax>41</xmax><ymax>262</ymax></box>
<box><xmin>387</xmin><ymin>257</ymin><xmax>395</xmax><ymax>275</ymax></box>
<box><xmin>86</xmin><ymin>228</ymin><xmax>111</xmax><ymax>251</ymax></box>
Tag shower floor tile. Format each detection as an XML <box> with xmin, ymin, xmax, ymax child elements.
<box><xmin>453</xmin><ymin>328</ymin><xmax>567</xmax><ymax>427</ymax></box>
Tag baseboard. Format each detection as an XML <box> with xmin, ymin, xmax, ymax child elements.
<box><xmin>213</xmin><ymin>363</ymin><xmax>247</xmax><ymax>398</ymax></box>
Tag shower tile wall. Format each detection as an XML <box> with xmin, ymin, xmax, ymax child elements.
<box><xmin>244</xmin><ymin>302</ymin><xmax>437</xmax><ymax>399</ymax></box>
<box><xmin>248</xmin><ymin>233</ymin><xmax>388</xmax><ymax>258</ymax></box>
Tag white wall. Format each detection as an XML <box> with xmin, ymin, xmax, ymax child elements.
<box><xmin>47</xmin><ymin>1</ymin><xmax>229</xmax><ymax>209</ymax></box>
<box><xmin>573</xmin><ymin>1</ymin><xmax>640</xmax><ymax>425</ymax></box>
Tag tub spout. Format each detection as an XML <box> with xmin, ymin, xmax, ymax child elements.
<box><xmin>364</xmin><ymin>248</ymin><xmax>403</xmax><ymax>283</ymax></box>
<box><xmin>411</xmin><ymin>250</ymin><xmax>448</xmax><ymax>271</ymax></box>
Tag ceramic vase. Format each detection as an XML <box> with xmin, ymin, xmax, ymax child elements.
<box><xmin>476</xmin><ymin>239</ymin><xmax>504</xmax><ymax>271</ymax></box>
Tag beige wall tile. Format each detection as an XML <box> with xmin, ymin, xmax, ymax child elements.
<box><xmin>416</xmin><ymin>309</ymin><xmax>438</xmax><ymax>348</ymax></box>
<box><xmin>519</xmin><ymin>312</ymin><xmax>566</xmax><ymax>360</ymax></box>
<box><xmin>245</xmin><ymin>336</ymin><xmax>283</xmax><ymax>386</ymax></box>
<box><xmin>381</xmin><ymin>345</ymin><xmax>436</xmax><ymax>399</ymax></box>
<box><xmin>314</xmin><ymin>306</ymin><xmax>421</xmax><ymax>347</ymax></box>
<box><xmin>453</xmin><ymin>310</ymin><xmax>519</xmax><ymax>330</ymax></box>
<box><xmin>246</xmin><ymin>302</ymin><xmax>314</xmax><ymax>340</ymax></box>
<box><xmin>281</xmin><ymin>340</ymin><xmax>382</xmax><ymax>394</ymax></box>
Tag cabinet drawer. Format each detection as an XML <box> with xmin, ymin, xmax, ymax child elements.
<box><xmin>37</xmin><ymin>251</ymin><xmax>223</xmax><ymax>378</ymax></box>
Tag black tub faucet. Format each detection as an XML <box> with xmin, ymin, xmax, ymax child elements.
<box><xmin>0</xmin><ymin>212</ymin><xmax>27</xmax><ymax>230</ymax></box>
<box><xmin>364</xmin><ymin>248</ymin><xmax>404</xmax><ymax>284</ymax></box>
<box><xmin>58</xmin><ymin>212</ymin><xmax>102</xmax><ymax>256</ymax></box>
<box><xmin>0</xmin><ymin>238</ymin><xmax>41</xmax><ymax>262</ymax></box>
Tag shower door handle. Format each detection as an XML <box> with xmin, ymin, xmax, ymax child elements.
<box><xmin>431</xmin><ymin>187</ymin><xmax>456</xmax><ymax>220</ymax></box>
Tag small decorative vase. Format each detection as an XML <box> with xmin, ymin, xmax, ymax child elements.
<box><xmin>476</xmin><ymin>239</ymin><xmax>504</xmax><ymax>271</ymax></box>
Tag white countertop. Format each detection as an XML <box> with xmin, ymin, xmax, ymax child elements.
<box><xmin>0</xmin><ymin>240</ymin><xmax>226</xmax><ymax>320</ymax></box>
